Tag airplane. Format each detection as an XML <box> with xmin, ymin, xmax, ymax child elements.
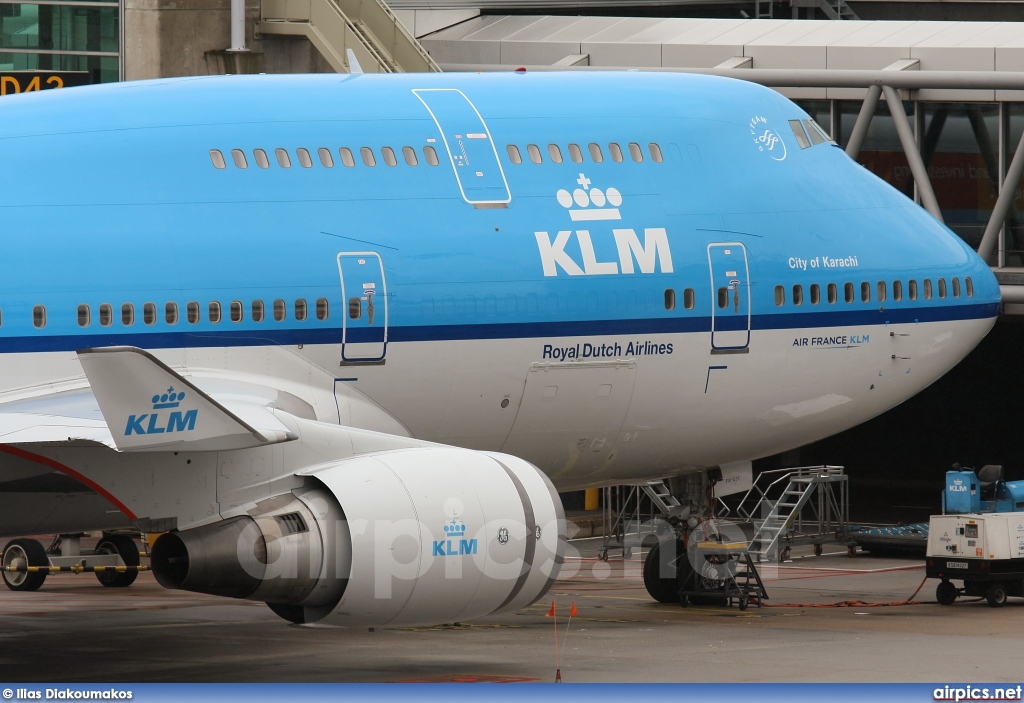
<box><xmin>0</xmin><ymin>70</ymin><xmax>1001</xmax><ymax>627</ymax></box>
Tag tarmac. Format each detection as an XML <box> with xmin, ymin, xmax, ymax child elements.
<box><xmin>1</xmin><ymin>536</ymin><xmax>1021</xmax><ymax>683</ymax></box>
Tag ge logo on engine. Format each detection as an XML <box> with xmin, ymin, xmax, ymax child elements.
<box><xmin>497</xmin><ymin>527</ymin><xmax>509</xmax><ymax>544</ymax></box>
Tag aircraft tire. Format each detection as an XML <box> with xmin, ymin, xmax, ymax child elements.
<box><xmin>95</xmin><ymin>534</ymin><xmax>140</xmax><ymax>588</ymax></box>
<box><xmin>642</xmin><ymin>541</ymin><xmax>680</xmax><ymax>603</ymax></box>
<box><xmin>2</xmin><ymin>538</ymin><xmax>48</xmax><ymax>592</ymax></box>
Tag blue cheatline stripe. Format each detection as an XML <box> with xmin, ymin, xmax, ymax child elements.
<box><xmin>0</xmin><ymin>302</ymin><xmax>999</xmax><ymax>354</ymax></box>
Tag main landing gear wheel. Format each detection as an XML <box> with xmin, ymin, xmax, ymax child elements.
<box><xmin>985</xmin><ymin>582</ymin><xmax>1008</xmax><ymax>608</ymax></box>
<box><xmin>94</xmin><ymin>534</ymin><xmax>140</xmax><ymax>588</ymax></box>
<box><xmin>2</xmin><ymin>538</ymin><xmax>48</xmax><ymax>592</ymax></box>
<box><xmin>642</xmin><ymin>541</ymin><xmax>680</xmax><ymax>604</ymax></box>
<box><xmin>936</xmin><ymin>580</ymin><xmax>957</xmax><ymax>606</ymax></box>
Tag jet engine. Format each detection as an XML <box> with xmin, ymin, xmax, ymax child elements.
<box><xmin>151</xmin><ymin>447</ymin><xmax>565</xmax><ymax>627</ymax></box>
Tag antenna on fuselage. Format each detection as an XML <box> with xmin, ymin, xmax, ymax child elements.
<box><xmin>346</xmin><ymin>49</ymin><xmax>364</xmax><ymax>75</ymax></box>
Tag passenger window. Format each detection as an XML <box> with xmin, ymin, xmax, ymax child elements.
<box><xmin>788</xmin><ymin>120</ymin><xmax>811</xmax><ymax>149</ymax></box>
<box><xmin>275</xmin><ymin>148</ymin><xmax>291</xmax><ymax>168</ymax></box>
<box><xmin>810</xmin><ymin>284</ymin><xmax>820</xmax><ymax>305</ymax></box>
<box><xmin>252</xmin><ymin>300</ymin><xmax>264</xmax><ymax>323</ymax></box>
<box><xmin>527</xmin><ymin>144</ymin><xmax>542</xmax><ymax>164</ymax></box>
<box><xmin>844</xmin><ymin>282</ymin><xmax>854</xmax><ymax>303</ymax></box>
<box><xmin>717</xmin><ymin>287</ymin><xmax>728</xmax><ymax>309</ymax></box>
<box><xmin>952</xmin><ymin>277</ymin><xmax>961</xmax><ymax>298</ymax></box>
<box><xmin>877</xmin><ymin>281</ymin><xmax>887</xmax><ymax>302</ymax></box>
<box><xmin>966</xmin><ymin>277</ymin><xmax>974</xmax><ymax>297</ymax></box>
<box><xmin>318</xmin><ymin>148</ymin><xmax>334</xmax><ymax>167</ymax></box>
<box><xmin>775</xmin><ymin>285</ymin><xmax>785</xmax><ymax>306</ymax></box>
<box><xmin>628</xmin><ymin>142</ymin><xmax>643</xmax><ymax>162</ymax></box>
<box><xmin>297</xmin><ymin>148</ymin><xmax>313</xmax><ymax>168</ymax></box>
<box><xmin>143</xmin><ymin>302</ymin><xmax>156</xmax><ymax>325</ymax></box>
<box><xmin>186</xmin><ymin>302</ymin><xmax>199</xmax><ymax>324</ymax></box>
<box><xmin>664</xmin><ymin>289</ymin><xmax>676</xmax><ymax>310</ymax></box>
<box><xmin>361</xmin><ymin>148</ymin><xmax>376</xmax><ymax>167</ymax></box>
<box><xmin>273</xmin><ymin>299</ymin><xmax>287</xmax><ymax>321</ymax></box>
<box><xmin>403</xmin><ymin>146</ymin><xmax>418</xmax><ymax>166</ymax></box>
<box><xmin>683</xmin><ymin>288</ymin><xmax>695</xmax><ymax>310</ymax></box>
<box><xmin>209</xmin><ymin>301</ymin><xmax>222</xmax><ymax>323</ymax></box>
<box><xmin>893</xmin><ymin>280</ymin><xmax>902</xmax><ymax>302</ymax></box>
<box><xmin>295</xmin><ymin>299</ymin><xmax>307</xmax><ymax>321</ymax></box>
<box><xmin>210</xmin><ymin>149</ymin><xmax>226</xmax><ymax>169</ymax></box>
<box><xmin>229</xmin><ymin>300</ymin><xmax>243</xmax><ymax>322</ymax></box>
<box><xmin>33</xmin><ymin>305</ymin><xmax>46</xmax><ymax>328</ymax></box>
<box><xmin>121</xmin><ymin>303</ymin><xmax>134</xmax><ymax>326</ymax></box>
<box><xmin>339</xmin><ymin>148</ymin><xmax>355</xmax><ymax>167</ymax></box>
<box><xmin>649</xmin><ymin>143</ymin><xmax>663</xmax><ymax>163</ymax></box>
<box><xmin>165</xmin><ymin>302</ymin><xmax>178</xmax><ymax>325</ymax></box>
<box><xmin>506</xmin><ymin>145</ymin><xmax>522</xmax><ymax>164</ymax></box>
<box><xmin>939</xmin><ymin>278</ymin><xmax>947</xmax><ymax>299</ymax></box>
<box><xmin>423</xmin><ymin>146</ymin><xmax>439</xmax><ymax>166</ymax></box>
<box><xmin>77</xmin><ymin>304</ymin><xmax>90</xmax><ymax>327</ymax></box>
<box><xmin>348</xmin><ymin>297</ymin><xmax>361</xmax><ymax>319</ymax></box>
<box><xmin>548</xmin><ymin>144</ymin><xmax>563</xmax><ymax>164</ymax></box>
<box><xmin>588</xmin><ymin>143</ymin><xmax>604</xmax><ymax>163</ymax></box>
<box><xmin>909</xmin><ymin>280</ymin><xmax>918</xmax><ymax>301</ymax></box>
<box><xmin>924</xmin><ymin>279</ymin><xmax>933</xmax><ymax>299</ymax></box>
<box><xmin>568</xmin><ymin>144</ymin><xmax>583</xmax><ymax>163</ymax></box>
<box><xmin>804</xmin><ymin>119</ymin><xmax>825</xmax><ymax>145</ymax></box>
<box><xmin>382</xmin><ymin>147</ymin><xmax>398</xmax><ymax>167</ymax></box>
<box><xmin>254</xmin><ymin>149</ymin><xmax>270</xmax><ymax>169</ymax></box>
<box><xmin>792</xmin><ymin>285</ymin><xmax>803</xmax><ymax>306</ymax></box>
<box><xmin>316</xmin><ymin>297</ymin><xmax>329</xmax><ymax>320</ymax></box>
<box><xmin>100</xmin><ymin>303</ymin><xmax>112</xmax><ymax>327</ymax></box>
<box><xmin>827</xmin><ymin>283</ymin><xmax>837</xmax><ymax>304</ymax></box>
<box><xmin>231</xmin><ymin>149</ymin><xmax>247</xmax><ymax>168</ymax></box>
<box><xmin>861</xmin><ymin>282</ymin><xmax>871</xmax><ymax>303</ymax></box>
<box><xmin>609</xmin><ymin>143</ymin><xmax>624</xmax><ymax>163</ymax></box>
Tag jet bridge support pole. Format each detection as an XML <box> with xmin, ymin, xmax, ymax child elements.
<box><xmin>845</xmin><ymin>84</ymin><xmax>880</xmax><ymax>161</ymax></box>
<box><xmin>882</xmin><ymin>85</ymin><xmax>943</xmax><ymax>223</ymax></box>
<box><xmin>978</xmin><ymin>126</ymin><xmax>1024</xmax><ymax>263</ymax></box>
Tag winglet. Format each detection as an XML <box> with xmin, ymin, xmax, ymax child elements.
<box><xmin>77</xmin><ymin>347</ymin><xmax>296</xmax><ymax>452</ymax></box>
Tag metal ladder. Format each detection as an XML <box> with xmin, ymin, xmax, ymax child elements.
<box><xmin>738</xmin><ymin>466</ymin><xmax>849</xmax><ymax>561</ymax></box>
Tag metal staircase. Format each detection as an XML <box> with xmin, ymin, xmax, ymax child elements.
<box><xmin>737</xmin><ymin>466</ymin><xmax>850</xmax><ymax>561</ymax></box>
<box><xmin>791</xmin><ymin>0</ymin><xmax>860</xmax><ymax>19</ymax></box>
<box><xmin>642</xmin><ymin>480</ymin><xmax>684</xmax><ymax>518</ymax></box>
<box><xmin>258</xmin><ymin>0</ymin><xmax>440</xmax><ymax>73</ymax></box>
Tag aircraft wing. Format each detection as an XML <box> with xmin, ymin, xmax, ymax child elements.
<box><xmin>0</xmin><ymin>347</ymin><xmax>299</xmax><ymax>452</ymax></box>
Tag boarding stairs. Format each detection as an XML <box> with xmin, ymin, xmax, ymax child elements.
<box><xmin>258</xmin><ymin>0</ymin><xmax>440</xmax><ymax>73</ymax></box>
<box><xmin>737</xmin><ymin>466</ymin><xmax>850</xmax><ymax>561</ymax></box>
<box><xmin>791</xmin><ymin>0</ymin><xmax>860</xmax><ymax>19</ymax></box>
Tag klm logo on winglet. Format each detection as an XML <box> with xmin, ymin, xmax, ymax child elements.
<box><xmin>432</xmin><ymin>515</ymin><xmax>478</xmax><ymax>557</ymax></box>
<box><xmin>534</xmin><ymin>173</ymin><xmax>672</xmax><ymax>277</ymax></box>
<box><xmin>124</xmin><ymin>386</ymin><xmax>197</xmax><ymax>436</ymax></box>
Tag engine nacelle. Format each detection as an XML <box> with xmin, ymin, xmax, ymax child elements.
<box><xmin>151</xmin><ymin>447</ymin><xmax>565</xmax><ymax>628</ymax></box>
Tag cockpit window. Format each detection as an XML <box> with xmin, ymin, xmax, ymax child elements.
<box><xmin>789</xmin><ymin>120</ymin><xmax>811</xmax><ymax>150</ymax></box>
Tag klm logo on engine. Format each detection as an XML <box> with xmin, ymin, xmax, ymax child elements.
<box><xmin>432</xmin><ymin>515</ymin><xmax>478</xmax><ymax>557</ymax></box>
<box><xmin>124</xmin><ymin>387</ymin><xmax>197</xmax><ymax>436</ymax></box>
<box><xmin>534</xmin><ymin>173</ymin><xmax>673</xmax><ymax>277</ymax></box>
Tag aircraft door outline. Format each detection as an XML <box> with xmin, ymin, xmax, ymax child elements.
<box><xmin>707</xmin><ymin>243</ymin><xmax>751</xmax><ymax>352</ymax></box>
<box><xmin>337</xmin><ymin>252</ymin><xmax>388</xmax><ymax>362</ymax></box>
<box><xmin>412</xmin><ymin>88</ymin><xmax>512</xmax><ymax>206</ymax></box>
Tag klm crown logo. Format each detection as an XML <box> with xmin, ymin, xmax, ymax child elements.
<box><xmin>432</xmin><ymin>503</ymin><xmax>477</xmax><ymax>558</ymax></box>
<box><xmin>125</xmin><ymin>386</ymin><xmax>198</xmax><ymax>437</ymax></box>
<box><xmin>556</xmin><ymin>173</ymin><xmax>623</xmax><ymax>221</ymax></box>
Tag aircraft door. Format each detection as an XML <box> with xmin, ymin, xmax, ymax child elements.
<box><xmin>338</xmin><ymin>252</ymin><xmax>388</xmax><ymax>362</ymax></box>
<box><xmin>707</xmin><ymin>243</ymin><xmax>751</xmax><ymax>352</ymax></box>
<box><xmin>412</xmin><ymin>88</ymin><xmax>511</xmax><ymax>206</ymax></box>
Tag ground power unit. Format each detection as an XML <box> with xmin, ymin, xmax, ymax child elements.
<box><xmin>926</xmin><ymin>512</ymin><xmax>1024</xmax><ymax>607</ymax></box>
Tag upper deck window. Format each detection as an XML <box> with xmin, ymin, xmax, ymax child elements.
<box><xmin>231</xmin><ymin>149</ymin><xmax>248</xmax><ymax>168</ymax></box>
<box><xmin>548</xmin><ymin>144</ymin><xmax>563</xmax><ymax>164</ymax></box>
<box><xmin>506</xmin><ymin>145</ymin><xmax>522</xmax><ymax>164</ymax></box>
<box><xmin>423</xmin><ymin>146</ymin><xmax>439</xmax><ymax>166</ymax></box>
<box><xmin>628</xmin><ymin>142</ymin><xmax>643</xmax><ymax>162</ymax></box>
<box><xmin>254</xmin><ymin>149</ymin><xmax>270</xmax><ymax>168</ymax></box>
<box><xmin>648</xmin><ymin>143</ymin><xmax>663</xmax><ymax>163</ymax></box>
<box><xmin>568</xmin><ymin>144</ymin><xmax>583</xmax><ymax>163</ymax></box>
<box><xmin>210</xmin><ymin>150</ymin><xmax>226</xmax><ymax>169</ymax></box>
<box><xmin>527</xmin><ymin>144</ymin><xmax>542</xmax><ymax>164</ymax></box>
<box><xmin>297</xmin><ymin>148</ymin><xmax>313</xmax><ymax>168</ymax></box>
<box><xmin>318</xmin><ymin>148</ymin><xmax>334</xmax><ymax>167</ymax></box>
<box><xmin>275</xmin><ymin>148</ymin><xmax>291</xmax><ymax>168</ymax></box>
<box><xmin>403</xmin><ymin>146</ymin><xmax>418</xmax><ymax>166</ymax></box>
<box><xmin>588</xmin><ymin>143</ymin><xmax>604</xmax><ymax>163</ymax></box>
<box><xmin>382</xmin><ymin>147</ymin><xmax>398</xmax><ymax>167</ymax></box>
<box><xmin>608</xmin><ymin>143</ymin><xmax>623</xmax><ymax>163</ymax></box>
<box><xmin>360</xmin><ymin>148</ymin><xmax>376</xmax><ymax>167</ymax></box>
<box><xmin>339</xmin><ymin>148</ymin><xmax>355</xmax><ymax>167</ymax></box>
